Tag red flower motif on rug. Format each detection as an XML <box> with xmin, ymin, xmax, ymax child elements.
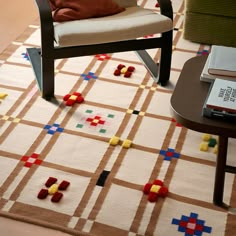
<box><xmin>143</xmin><ymin>179</ymin><xmax>168</xmax><ymax>202</ymax></box>
<box><xmin>86</xmin><ymin>115</ymin><xmax>105</xmax><ymax>126</ymax></box>
<box><xmin>114</xmin><ymin>64</ymin><xmax>135</xmax><ymax>78</ymax></box>
<box><xmin>37</xmin><ymin>177</ymin><xmax>70</xmax><ymax>203</ymax></box>
<box><xmin>21</xmin><ymin>153</ymin><xmax>42</xmax><ymax>167</ymax></box>
<box><xmin>95</xmin><ymin>54</ymin><xmax>111</xmax><ymax>61</ymax></box>
<box><xmin>63</xmin><ymin>92</ymin><xmax>84</xmax><ymax>106</ymax></box>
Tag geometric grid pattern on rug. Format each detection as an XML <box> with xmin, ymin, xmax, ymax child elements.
<box><xmin>0</xmin><ymin>0</ymin><xmax>236</xmax><ymax>235</ymax></box>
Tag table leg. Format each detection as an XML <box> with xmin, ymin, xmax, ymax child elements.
<box><xmin>213</xmin><ymin>136</ymin><xmax>228</xmax><ymax>206</ymax></box>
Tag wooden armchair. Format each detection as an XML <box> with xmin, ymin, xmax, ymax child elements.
<box><xmin>27</xmin><ymin>0</ymin><xmax>173</xmax><ymax>99</ymax></box>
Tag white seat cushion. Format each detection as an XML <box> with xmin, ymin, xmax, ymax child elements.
<box><xmin>53</xmin><ymin>6</ymin><xmax>173</xmax><ymax>47</ymax></box>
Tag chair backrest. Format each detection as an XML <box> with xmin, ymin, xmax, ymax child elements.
<box><xmin>113</xmin><ymin>0</ymin><xmax>137</xmax><ymax>8</ymax></box>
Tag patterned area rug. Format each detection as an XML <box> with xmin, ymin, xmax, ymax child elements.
<box><xmin>0</xmin><ymin>0</ymin><xmax>236</xmax><ymax>235</ymax></box>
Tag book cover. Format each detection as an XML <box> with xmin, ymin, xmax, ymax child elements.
<box><xmin>200</xmin><ymin>54</ymin><xmax>235</xmax><ymax>83</ymax></box>
<box><xmin>208</xmin><ymin>45</ymin><xmax>236</xmax><ymax>77</ymax></box>
<box><xmin>205</xmin><ymin>78</ymin><xmax>236</xmax><ymax>113</ymax></box>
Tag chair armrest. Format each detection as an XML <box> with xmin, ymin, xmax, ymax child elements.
<box><xmin>34</xmin><ymin>0</ymin><xmax>54</xmax><ymax>50</ymax></box>
<box><xmin>157</xmin><ymin>0</ymin><xmax>173</xmax><ymax>21</ymax></box>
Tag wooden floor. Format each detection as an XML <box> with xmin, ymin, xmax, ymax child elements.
<box><xmin>0</xmin><ymin>0</ymin><xmax>38</xmax><ymax>53</ymax></box>
<box><xmin>0</xmin><ymin>1</ymin><xmax>71</xmax><ymax>235</ymax></box>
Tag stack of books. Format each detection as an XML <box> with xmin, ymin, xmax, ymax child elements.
<box><xmin>201</xmin><ymin>45</ymin><xmax>236</xmax><ymax>121</ymax></box>
<box><xmin>202</xmin><ymin>78</ymin><xmax>236</xmax><ymax>121</ymax></box>
<box><xmin>200</xmin><ymin>45</ymin><xmax>236</xmax><ymax>83</ymax></box>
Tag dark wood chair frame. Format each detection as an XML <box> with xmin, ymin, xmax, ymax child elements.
<box><xmin>27</xmin><ymin>0</ymin><xmax>173</xmax><ymax>99</ymax></box>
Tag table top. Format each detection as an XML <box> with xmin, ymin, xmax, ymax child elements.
<box><xmin>170</xmin><ymin>55</ymin><xmax>236</xmax><ymax>138</ymax></box>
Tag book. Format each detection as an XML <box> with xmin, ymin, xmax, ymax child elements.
<box><xmin>208</xmin><ymin>45</ymin><xmax>236</xmax><ymax>77</ymax></box>
<box><xmin>202</xmin><ymin>104</ymin><xmax>236</xmax><ymax>121</ymax></box>
<box><xmin>204</xmin><ymin>78</ymin><xmax>236</xmax><ymax>113</ymax></box>
<box><xmin>200</xmin><ymin>54</ymin><xmax>234</xmax><ymax>83</ymax></box>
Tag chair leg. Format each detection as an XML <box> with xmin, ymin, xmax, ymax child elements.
<box><xmin>41</xmin><ymin>54</ymin><xmax>55</xmax><ymax>99</ymax></box>
<box><xmin>158</xmin><ymin>30</ymin><xmax>173</xmax><ymax>86</ymax></box>
<box><xmin>27</xmin><ymin>48</ymin><xmax>55</xmax><ymax>99</ymax></box>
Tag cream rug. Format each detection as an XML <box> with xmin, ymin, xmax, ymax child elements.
<box><xmin>0</xmin><ymin>0</ymin><xmax>235</xmax><ymax>235</ymax></box>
